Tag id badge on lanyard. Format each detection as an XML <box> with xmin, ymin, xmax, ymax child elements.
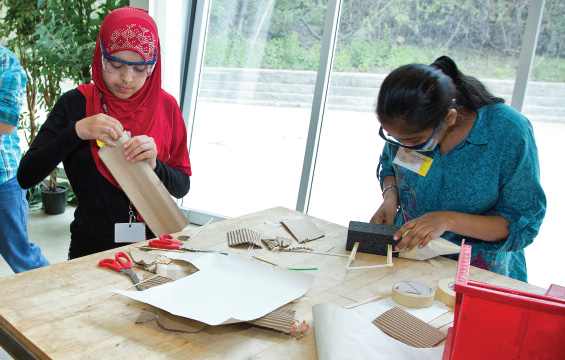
<box><xmin>115</xmin><ymin>204</ymin><xmax>145</xmax><ymax>243</ymax></box>
<box><xmin>96</xmin><ymin>91</ymin><xmax>145</xmax><ymax>243</ymax></box>
<box><xmin>393</xmin><ymin>147</ymin><xmax>433</xmax><ymax>176</ymax></box>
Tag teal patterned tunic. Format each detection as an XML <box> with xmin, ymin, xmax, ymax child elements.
<box><xmin>378</xmin><ymin>103</ymin><xmax>546</xmax><ymax>282</ymax></box>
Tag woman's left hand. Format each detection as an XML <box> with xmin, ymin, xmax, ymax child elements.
<box><xmin>123</xmin><ymin>135</ymin><xmax>158</xmax><ymax>170</ymax></box>
<box><xmin>393</xmin><ymin>211</ymin><xmax>453</xmax><ymax>251</ymax></box>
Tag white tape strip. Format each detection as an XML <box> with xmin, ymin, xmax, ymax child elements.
<box><xmin>391</xmin><ymin>281</ymin><xmax>435</xmax><ymax>308</ymax></box>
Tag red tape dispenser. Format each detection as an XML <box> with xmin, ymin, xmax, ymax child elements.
<box><xmin>442</xmin><ymin>240</ymin><xmax>565</xmax><ymax>360</ymax></box>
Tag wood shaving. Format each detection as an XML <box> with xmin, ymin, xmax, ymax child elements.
<box><xmin>129</xmin><ymin>248</ymin><xmax>171</xmax><ymax>273</ymax></box>
<box><xmin>290</xmin><ymin>320</ymin><xmax>309</xmax><ymax>339</ymax></box>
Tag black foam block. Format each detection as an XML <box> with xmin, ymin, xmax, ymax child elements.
<box><xmin>346</xmin><ymin>221</ymin><xmax>400</xmax><ymax>256</ymax></box>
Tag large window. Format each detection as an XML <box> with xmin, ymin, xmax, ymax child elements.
<box><xmin>523</xmin><ymin>0</ymin><xmax>565</xmax><ymax>289</ymax></box>
<box><xmin>182</xmin><ymin>1</ymin><xmax>328</xmax><ymax>217</ymax></box>
<box><xmin>168</xmin><ymin>0</ymin><xmax>564</xmax><ymax>288</ymax></box>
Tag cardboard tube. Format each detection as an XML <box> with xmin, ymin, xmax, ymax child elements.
<box><xmin>436</xmin><ymin>277</ymin><xmax>456</xmax><ymax>308</ymax></box>
<box><xmin>391</xmin><ymin>281</ymin><xmax>435</xmax><ymax>308</ymax></box>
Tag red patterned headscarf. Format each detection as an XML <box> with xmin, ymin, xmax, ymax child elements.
<box><xmin>77</xmin><ymin>6</ymin><xmax>191</xmax><ymax>186</ymax></box>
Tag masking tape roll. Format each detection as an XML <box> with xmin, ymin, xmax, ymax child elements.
<box><xmin>391</xmin><ymin>281</ymin><xmax>435</xmax><ymax>308</ymax></box>
<box><xmin>436</xmin><ymin>277</ymin><xmax>456</xmax><ymax>308</ymax></box>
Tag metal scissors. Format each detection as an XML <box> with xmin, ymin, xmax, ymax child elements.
<box><xmin>99</xmin><ymin>252</ymin><xmax>143</xmax><ymax>291</ymax></box>
<box><xmin>149</xmin><ymin>234</ymin><xmax>228</xmax><ymax>255</ymax></box>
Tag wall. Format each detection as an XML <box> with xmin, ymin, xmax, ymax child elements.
<box><xmin>199</xmin><ymin>67</ymin><xmax>565</xmax><ymax>123</ymax></box>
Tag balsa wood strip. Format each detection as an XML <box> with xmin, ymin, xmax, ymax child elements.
<box><xmin>99</xmin><ymin>132</ymin><xmax>189</xmax><ymax>237</ymax></box>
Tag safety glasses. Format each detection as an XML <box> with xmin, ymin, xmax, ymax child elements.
<box><xmin>378</xmin><ymin>120</ymin><xmax>443</xmax><ymax>151</ymax></box>
<box><xmin>100</xmin><ymin>40</ymin><xmax>157</xmax><ymax>77</ymax></box>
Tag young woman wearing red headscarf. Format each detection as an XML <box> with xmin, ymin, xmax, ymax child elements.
<box><xmin>18</xmin><ymin>7</ymin><xmax>192</xmax><ymax>259</ymax></box>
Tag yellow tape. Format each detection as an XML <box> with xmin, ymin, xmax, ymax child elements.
<box><xmin>391</xmin><ymin>281</ymin><xmax>435</xmax><ymax>308</ymax></box>
<box><xmin>436</xmin><ymin>277</ymin><xmax>456</xmax><ymax>308</ymax></box>
<box><xmin>418</xmin><ymin>156</ymin><xmax>433</xmax><ymax>176</ymax></box>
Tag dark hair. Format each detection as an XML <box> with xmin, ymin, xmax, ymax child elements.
<box><xmin>376</xmin><ymin>56</ymin><xmax>504</xmax><ymax>131</ymax></box>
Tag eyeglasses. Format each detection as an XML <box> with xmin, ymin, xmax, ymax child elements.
<box><xmin>100</xmin><ymin>40</ymin><xmax>157</xmax><ymax>78</ymax></box>
<box><xmin>378</xmin><ymin>120</ymin><xmax>443</xmax><ymax>151</ymax></box>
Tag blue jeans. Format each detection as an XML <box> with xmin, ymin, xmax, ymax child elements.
<box><xmin>0</xmin><ymin>176</ymin><xmax>50</xmax><ymax>273</ymax></box>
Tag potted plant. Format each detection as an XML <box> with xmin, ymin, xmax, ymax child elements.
<box><xmin>2</xmin><ymin>0</ymin><xmax>124</xmax><ymax>213</ymax></box>
<box><xmin>40</xmin><ymin>168</ymin><xmax>67</xmax><ymax>215</ymax></box>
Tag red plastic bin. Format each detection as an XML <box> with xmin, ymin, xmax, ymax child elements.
<box><xmin>442</xmin><ymin>241</ymin><xmax>565</xmax><ymax>360</ymax></box>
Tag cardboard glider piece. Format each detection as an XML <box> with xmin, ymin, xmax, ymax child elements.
<box><xmin>99</xmin><ymin>132</ymin><xmax>189</xmax><ymax>236</ymax></box>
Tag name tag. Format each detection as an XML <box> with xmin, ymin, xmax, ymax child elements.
<box><xmin>115</xmin><ymin>222</ymin><xmax>146</xmax><ymax>243</ymax></box>
<box><xmin>393</xmin><ymin>147</ymin><xmax>433</xmax><ymax>176</ymax></box>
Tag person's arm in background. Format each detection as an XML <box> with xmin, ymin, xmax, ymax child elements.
<box><xmin>0</xmin><ymin>46</ymin><xmax>24</xmax><ymax>135</ymax></box>
<box><xmin>0</xmin><ymin>122</ymin><xmax>16</xmax><ymax>134</ymax></box>
<box><xmin>17</xmin><ymin>91</ymin><xmax>86</xmax><ymax>189</ymax></box>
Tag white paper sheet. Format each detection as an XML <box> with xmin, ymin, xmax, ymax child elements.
<box><xmin>312</xmin><ymin>298</ymin><xmax>450</xmax><ymax>360</ymax></box>
<box><xmin>116</xmin><ymin>252</ymin><xmax>315</xmax><ymax>325</ymax></box>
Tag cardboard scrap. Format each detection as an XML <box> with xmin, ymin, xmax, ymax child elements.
<box><xmin>283</xmin><ymin>246</ymin><xmax>314</xmax><ymax>252</ymax></box>
<box><xmin>99</xmin><ymin>132</ymin><xmax>189</xmax><ymax>237</ymax></box>
<box><xmin>130</xmin><ymin>248</ymin><xmax>161</xmax><ymax>265</ymax></box>
<box><xmin>156</xmin><ymin>309</ymin><xmax>207</xmax><ymax>333</ymax></box>
<box><xmin>248</xmin><ymin>307</ymin><xmax>296</xmax><ymax>333</ymax></box>
<box><xmin>136</xmin><ymin>310</ymin><xmax>157</xmax><ymax>324</ymax></box>
<box><xmin>282</xmin><ymin>219</ymin><xmax>324</xmax><ymax>243</ymax></box>
<box><xmin>262</xmin><ymin>235</ymin><xmax>313</xmax><ymax>253</ymax></box>
<box><xmin>156</xmin><ymin>260</ymin><xmax>199</xmax><ymax>280</ymax></box>
<box><xmin>262</xmin><ymin>236</ymin><xmax>293</xmax><ymax>251</ymax></box>
<box><xmin>138</xmin><ymin>306</ymin><xmax>297</xmax><ymax>334</ymax></box>
<box><xmin>372</xmin><ymin>307</ymin><xmax>446</xmax><ymax>348</ymax></box>
<box><xmin>141</xmin><ymin>274</ymin><xmax>175</xmax><ymax>289</ymax></box>
<box><xmin>227</xmin><ymin>228</ymin><xmax>263</xmax><ymax>248</ymax></box>
<box><xmin>130</xmin><ymin>249</ymin><xmax>173</xmax><ymax>272</ymax></box>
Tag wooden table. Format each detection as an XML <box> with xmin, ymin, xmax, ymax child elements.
<box><xmin>0</xmin><ymin>206</ymin><xmax>545</xmax><ymax>359</ymax></box>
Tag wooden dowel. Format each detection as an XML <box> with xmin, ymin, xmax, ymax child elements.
<box><xmin>343</xmin><ymin>295</ymin><xmax>383</xmax><ymax>309</ymax></box>
<box><xmin>252</xmin><ymin>256</ymin><xmax>279</xmax><ymax>266</ymax></box>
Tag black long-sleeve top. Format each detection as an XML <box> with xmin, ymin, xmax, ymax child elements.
<box><xmin>18</xmin><ymin>89</ymin><xmax>190</xmax><ymax>258</ymax></box>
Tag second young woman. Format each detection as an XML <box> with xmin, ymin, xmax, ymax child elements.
<box><xmin>371</xmin><ymin>56</ymin><xmax>546</xmax><ymax>282</ymax></box>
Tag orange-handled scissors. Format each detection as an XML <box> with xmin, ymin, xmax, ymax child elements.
<box><xmin>149</xmin><ymin>234</ymin><xmax>228</xmax><ymax>255</ymax></box>
<box><xmin>99</xmin><ymin>252</ymin><xmax>143</xmax><ymax>291</ymax></box>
